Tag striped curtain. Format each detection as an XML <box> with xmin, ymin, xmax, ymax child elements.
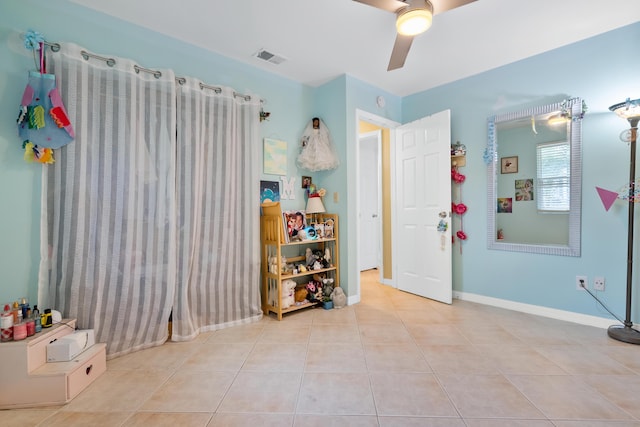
<box><xmin>172</xmin><ymin>78</ymin><xmax>262</xmax><ymax>340</ymax></box>
<box><xmin>39</xmin><ymin>44</ymin><xmax>262</xmax><ymax>357</ymax></box>
<box><xmin>39</xmin><ymin>43</ymin><xmax>177</xmax><ymax>358</ymax></box>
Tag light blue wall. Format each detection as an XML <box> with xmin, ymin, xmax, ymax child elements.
<box><xmin>0</xmin><ymin>1</ymin><xmax>317</xmax><ymax>304</ymax></box>
<box><xmin>343</xmin><ymin>75</ymin><xmax>402</xmax><ymax>298</ymax></box>
<box><xmin>403</xmin><ymin>22</ymin><xmax>640</xmax><ymax>322</ymax></box>
<box><xmin>2</xmin><ymin>0</ymin><xmax>638</xmax><ymax>324</ymax></box>
<box><xmin>310</xmin><ymin>75</ymin><xmax>402</xmax><ymax>298</ymax></box>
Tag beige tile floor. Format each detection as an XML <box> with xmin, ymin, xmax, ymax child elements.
<box><xmin>3</xmin><ymin>269</ymin><xmax>640</xmax><ymax>426</ymax></box>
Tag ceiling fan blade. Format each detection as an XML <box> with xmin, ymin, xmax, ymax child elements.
<box><xmin>387</xmin><ymin>34</ymin><xmax>413</xmax><ymax>71</ymax></box>
<box><xmin>429</xmin><ymin>0</ymin><xmax>476</xmax><ymax>15</ymax></box>
<box><xmin>352</xmin><ymin>0</ymin><xmax>407</xmax><ymax>13</ymax></box>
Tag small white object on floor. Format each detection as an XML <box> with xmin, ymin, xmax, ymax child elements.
<box><xmin>330</xmin><ymin>286</ymin><xmax>347</xmax><ymax>309</ymax></box>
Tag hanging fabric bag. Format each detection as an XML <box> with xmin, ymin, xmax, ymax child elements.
<box><xmin>18</xmin><ymin>70</ymin><xmax>75</xmax><ymax>150</ymax></box>
<box><xmin>17</xmin><ymin>36</ymin><xmax>75</xmax><ymax>164</ymax></box>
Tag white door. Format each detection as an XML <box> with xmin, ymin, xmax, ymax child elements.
<box><xmin>394</xmin><ymin>110</ymin><xmax>452</xmax><ymax>304</ymax></box>
<box><xmin>358</xmin><ymin>130</ymin><xmax>381</xmax><ymax>271</ymax></box>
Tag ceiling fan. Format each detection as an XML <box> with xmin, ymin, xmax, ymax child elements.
<box><xmin>353</xmin><ymin>0</ymin><xmax>477</xmax><ymax>71</ymax></box>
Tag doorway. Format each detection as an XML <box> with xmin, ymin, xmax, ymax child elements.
<box><xmin>358</xmin><ymin>130</ymin><xmax>381</xmax><ymax>272</ymax></box>
<box><xmin>353</xmin><ymin>109</ymin><xmax>452</xmax><ymax>306</ymax></box>
<box><xmin>355</xmin><ymin>110</ymin><xmax>399</xmax><ymax>295</ymax></box>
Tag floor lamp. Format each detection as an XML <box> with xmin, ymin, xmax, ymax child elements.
<box><xmin>608</xmin><ymin>97</ymin><xmax>640</xmax><ymax>345</ymax></box>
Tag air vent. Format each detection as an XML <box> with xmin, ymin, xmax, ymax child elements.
<box><xmin>254</xmin><ymin>49</ymin><xmax>286</xmax><ymax>65</ymax></box>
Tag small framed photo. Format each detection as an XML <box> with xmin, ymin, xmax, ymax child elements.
<box><xmin>515</xmin><ymin>179</ymin><xmax>534</xmax><ymax>201</ymax></box>
<box><xmin>501</xmin><ymin>156</ymin><xmax>518</xmax><ymax>174</ymax></box>
<box><xmin>302</xmin><ymin>176</ymin><xmax>312</xmax><ymax>189</ymax></box>
<box><xmin>324</xmin><ymin>219</ymin><xmax>335</xmax><ymax>239</ymax></box>
<box><xmin>314</xmin><ymin>222</ymin><xmax>325</xmax><ymax>239</ymax></box>
<box><xmin>497</xmin><ymin>197</ymin><xmax>513</xmax><ymax>213</ymax></box>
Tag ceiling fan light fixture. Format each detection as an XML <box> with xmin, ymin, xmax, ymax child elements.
<box><xmin>396</xmin><ymin>7</ymin><xmax>432</xmax><ymax>36</ymax></box>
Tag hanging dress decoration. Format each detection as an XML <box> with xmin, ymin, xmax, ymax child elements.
<box><xmin>297</xmin><ymin>117</ymin><xmax>339</xmax><ymax>171</ymax></box>
<box><xmin>17</xmin><ymin>31</ymin><xmax>75</xmax><ymax>164</ymax></box>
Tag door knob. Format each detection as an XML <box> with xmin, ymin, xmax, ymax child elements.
<box><xmin>372</xmin><ymin>214</ymin><xmax>378</xmax><ymax>218</ymax></box>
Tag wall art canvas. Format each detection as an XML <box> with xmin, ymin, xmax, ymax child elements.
<box><xmin>501</xmin><ymin>156</ymin><xmax>518</xmax><ymax>174</ymax></box>
<box><xmin>497</xmin><ymin>197</ymin><xmax>513</xmax><ymax>213</ymax></box>
<box><xmin>515</xmin><ymin>179</ymin><xmax>534</xmax><ymax>201</ymax></box>
<box><xmin>260</xmin><ymin>180</ymin><xmax>280</xmax><ymax>203</ymax></box>
<box><xmin>263</xmin><ymin>138</ymin><xmax>287</xmax><ymax>175</ymax></box>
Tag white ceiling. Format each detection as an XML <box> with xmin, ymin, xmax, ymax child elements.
<box><xmin>70</xmin><ymin>0</ymin><xmax>639</xmax><ymax>97</ymax></box>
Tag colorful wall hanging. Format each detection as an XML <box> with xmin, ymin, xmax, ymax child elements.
<box><xmin>451</xmin><ymin>163</ymin><xmax>468</xmax><ymax>253</ymax></box>
<box><xmin>18</xmin><ymin>31</ymin><xmax>75</xmax><ymax>164</ymax></box>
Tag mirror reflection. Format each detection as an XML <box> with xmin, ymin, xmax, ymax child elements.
<box><xmin>486</xmin><ymin>98</ymin><xmax>583</xmax><ymax>256</ymax></box>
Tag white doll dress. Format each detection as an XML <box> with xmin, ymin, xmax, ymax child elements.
<box><xmin>297</xmin><ymin>118</ymin><xmax>339</xmax><ymax>171</ymax></box>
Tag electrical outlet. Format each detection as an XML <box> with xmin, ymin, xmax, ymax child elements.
<box><xmin>594</xmin><ymin>276</ymin><xmax>605</xmax><ymax>291</ymax></box>
<box><xmin>576</xmin><ymin>275</ymin><xmax>588</xmax><ymax>290</ymax></box>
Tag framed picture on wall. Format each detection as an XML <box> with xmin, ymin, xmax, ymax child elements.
<box><xmin>515</xmin><ymin>178</ymin><xmax>534</xmax><ymax>201</ymax></box>
<box><xmin>497</xmin><ymin>197</ymin><xmax>513</xmax><ymax>213</ymax></box>
<box><xmin>260</xmin><ymin>180</ymin><xmax>280</xmax><ymax>204</ymax></box>
<box><xmin>501</xmin><ymin>156</ymin><xmax>518</xmax><ymax>174</ymax></box>
<box><xmin>324</xmin><ymin>218</ymin><xmax>335</xmax><ymax>239</ymax></box>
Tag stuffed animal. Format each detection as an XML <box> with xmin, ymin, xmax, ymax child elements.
<box><xmin>281</xmin><ymin>279</ymin><xmax>297</xmax><ymax>309</ymax></box>
<box><xmin>322</xmin><ymin>278</ymin><xmax>335</xmax><ymax>297</ymax></box>
<box><xmin>331</xmin><ymin>286</ymin><xmax>347</xmax><ymax>309</ymax></box>
<box><xmin>306</xmin><ymin>249</ymin><xmax>329</xmax><ymax>270</ymax></box>
<box><xmin>324</xmin><ymin>248</ymin><xmax>331</xmax><ymax>266</ymax></box>
<box><xmin>294</xmin><ymin>286</ymin><xmax>308</xmax><ymax>303</ymax></box>
<box><xmin>306</xmin><ymin>281</ymin><xmax>323</xmax><ymax>302</ymax></box>
<box><xmin>314</xmin><ymin>273</ymin><xmax>334</xmax><ymax>297</ymax></box>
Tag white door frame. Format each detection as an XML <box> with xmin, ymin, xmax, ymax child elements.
<box><xmin>358</xmin><ymin>130</ymin><xmax>382</xmax><ymax>273</ymax></box>
<box><xmin>354</xmin><ymin>109</ymin><xmax>400</xmax><ymax>302</ymax></box>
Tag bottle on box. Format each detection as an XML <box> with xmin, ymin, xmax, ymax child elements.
<box><xmin>33</xmin><ymin>305</ymin><xmax>41</xmax><ymax>333</ymax></box>
<box><xmin>20</xmin><ymin>297</ymin><xmax>29</xmax><ymax>321</ymax></box>
<box><xmin>12</xmin><ymin>301</ymin><xmax>21</xmax><ymax>324</ymax></box>
<box><xmin>41</xmin><ymin>308</ymin><xmax>52</xmax><ymax>328</ymax></box>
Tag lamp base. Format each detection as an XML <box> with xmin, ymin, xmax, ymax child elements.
<box><xmin>607</xmin><ymin>324</ymin><xmax>640</xmax><ymax>345</ymax></box>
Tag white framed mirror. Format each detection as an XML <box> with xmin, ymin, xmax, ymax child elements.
<box><xmin>486</xmin><ymin>98</ymin><xmax>583</xmax><ymax>256</ymax></box>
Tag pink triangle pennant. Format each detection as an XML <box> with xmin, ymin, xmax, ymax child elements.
<box><xmin>596</xmin><ymin>186</ymin><xmax>619</xmax><ymax>211</ymax></box>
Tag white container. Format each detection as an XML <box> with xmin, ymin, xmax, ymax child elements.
<box><xmin>46</xmin><ymin>330</ymin><xmax>95</xmax><ymax>362</ymax></box>
<box><xmin>1</xmin><ymin>309</ymin><xmax>13</xmax><ymax>342</ymax></box>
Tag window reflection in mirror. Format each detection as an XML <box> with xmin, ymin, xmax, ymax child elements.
<box><xmin>487</xmin><ymin>98</ymin><xmax>583</xmax><ymax>256</ymax></box>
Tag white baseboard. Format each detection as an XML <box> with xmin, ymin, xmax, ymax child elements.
<box><xmin>380</xmin><ymin>278</ymin><xmax>394</xmax><ymax>287</ymax></box>
<box><xmin>453</xmin><ymin>291</ymin><xmax>614</xmax><ymax>330</ymax></box>
<box><xmin>347</xmin><ymin>294</ymin><xmax>360</xmax><ymax>306</ymax></box>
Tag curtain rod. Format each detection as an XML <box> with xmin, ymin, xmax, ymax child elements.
<box><xmin>42</xmin><ymin>39</ymin><xmax>261</xmax><ymax>102</ymax></box>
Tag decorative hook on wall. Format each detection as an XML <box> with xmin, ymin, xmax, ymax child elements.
<box><xmin>259</xmin><ymin>109</ymin><xmax>271</xmax><ymax>122</ymax></box>
<box><xmin>259</xmin><ymin>100</ymin><xmax>271</xmax><ymax>122</ymax></box>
